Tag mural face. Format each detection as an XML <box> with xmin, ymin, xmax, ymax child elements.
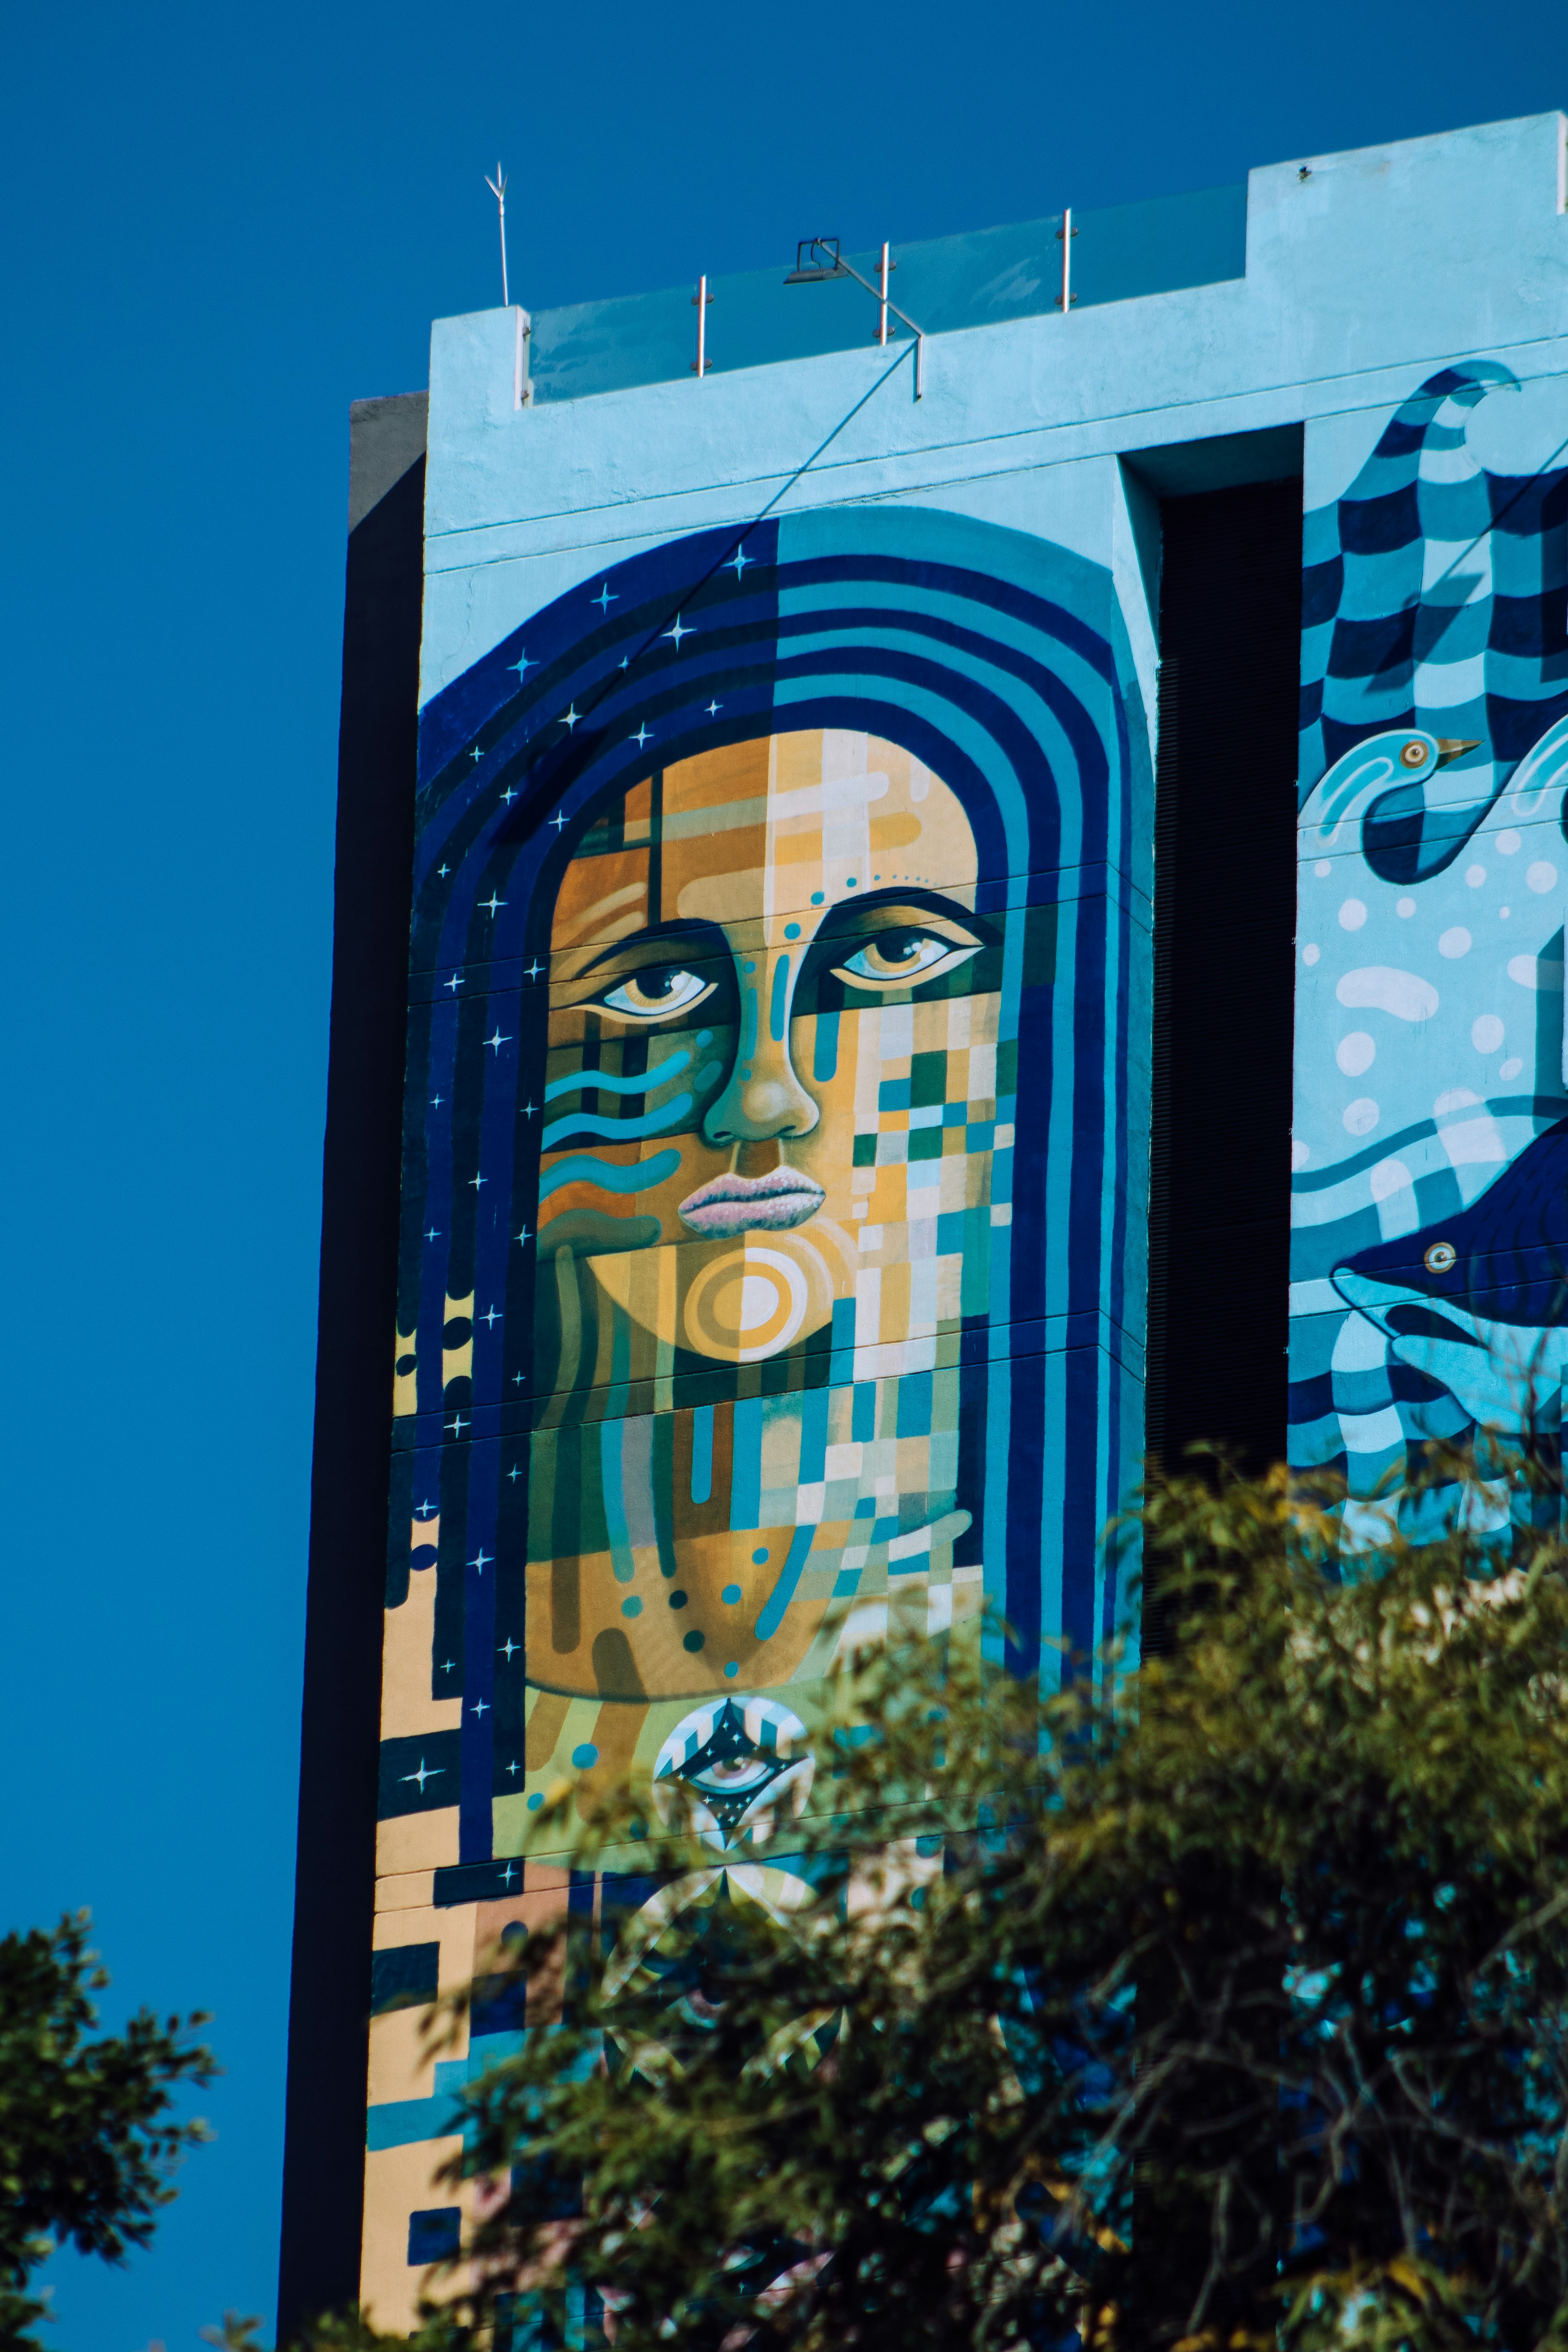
<box><xmin>1291</xmin><ymin>365</ymin><xmax>1568</xmax><ymax>1526</ymax></box>
<box><xmin>361</xmin><ymin>505</ymin><xmax>1149</xmax><ymax>2321</ymax></box>
<box><xmin>529</xmin><ymin>730</ymin><xmax>994</xmax><ymax>1701</ymax></box>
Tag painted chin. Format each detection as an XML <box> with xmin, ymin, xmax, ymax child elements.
<box><xmin>677</xmin><ymin>1176</ymin><xmax>826</xmax><ymax>1237</ymax></box>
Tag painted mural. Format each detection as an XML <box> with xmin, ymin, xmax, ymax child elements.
<box><xmin>362</xmin><ymin>504</ymin><xmax>1152</xmax><ymax>2313</ymax></box>
<box><xmin>1291</xmin><ymin>363</ymin><xmax>1568</xmax><ymax>1528</ymax></box>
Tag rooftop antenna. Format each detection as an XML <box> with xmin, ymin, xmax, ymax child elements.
<box><xmin>484</xmin><ymin>163</ymin><xmax>510</xmax><ymax>308</ymax></box>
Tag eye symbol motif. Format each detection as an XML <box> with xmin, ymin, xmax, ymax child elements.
<box><xmin>600</xmin><ymin>967</ymin><xmax>714</xmax><ymax>1021</ymax></box>
<box><xmin>1424</xmin><ymin>1241</ymin><xmax>1457</xmax><ymax>1274</ymax></box>
<box><xmin>833</xmin><ymin>929</ymin><xmax>979</xmax><ymax>989</ymax></box>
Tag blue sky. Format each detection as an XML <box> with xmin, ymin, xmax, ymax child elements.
<box><xmin>0</xmin><ymin>1</ymin><xmax>1561</xmax><ymax>2343</ymax></box>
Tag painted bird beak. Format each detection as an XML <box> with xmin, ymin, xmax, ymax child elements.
<box><xmin>1434</xmin><ymin>738</ymin><xmax>1480</xmax><ymax>766</ymax></box>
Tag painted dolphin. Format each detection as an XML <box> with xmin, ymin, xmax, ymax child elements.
<box><xmin>1333</xmin><ymin>1119</ymin><xmax>1568</xmax><ymax>1428</ymax></box>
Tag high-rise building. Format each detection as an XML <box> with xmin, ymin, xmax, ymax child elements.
<box><xmin>277</xmin><ymin>111</ymin><xmax>1568</xmax><ymax>2334</ymax></box>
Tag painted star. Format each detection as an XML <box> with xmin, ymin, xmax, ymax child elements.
<box><xmin>500</xmin><ymin>1860</ymin><xmax>517</xmax><ymax>1887</ymax></box>
<box><xmin>549</xmin><ymin>811</ymin><xmax>567</xmax><ymax>832</ymax></box>
<box><xmin>504</xmin><ymin>1758</ymin><xmax>520</xmax><ymax>1777</ymax></box>
<box><xmin>499</xmin><ymin>1636</ymin><xmax>519</xmax><ymax>1662</ymax></box>
<box><xmin>632</xmin><ymin>722</ymin><xmax>653</xmax><ymax>750</ymax></box>
<box><xmin>430</xmin><ymin>1092</ymin><xmax>444</xmax><ymax>1107</ymax></box>
<box><xmin>447</xmin><ymin>1414</ymin><xmax>469</xmax><ymax>1437</ymax></box>
<box><xmin>471</xmin><ymin>1697</ymin><xmax>490</xmax><ymax>1719</ymax></box>
<box><xmin>437</xmin><ymin>862</ymin><xmax>450</xmax><ymax>878</ymax></box>
<box><xmin>524</xmin><ymin>958</ymin><xmax>544</xmax><ymax>980</ymax></box>
<box><xmin>560</xmin><ymin>705</ymin><xmax>581</xmax><ymax>732</ymax></box>
<box><xmin>470</xmin><ymin>1548</ymin><xmax>493</xmax><ymax>1575</ymax></box>
<box><xmin>724</xmin><ymin>546</ymin><xmax>753</xmax><ymax>578</ymax></box>
<box><xmin>662</xmin><ymin>614</ymin><xmax>692</xmax><ymax>648</ymax></box>
<box><xmin>481</xmin><ymin>1304</ymin><xmax>502</xmax><ymax>1328</ymax></box>
<box><xmin>509</xmin><ymin>651</ymin><xmax>536</xmax><ymax>680</ymax></box>
<box><xmin>501</xmin><ymin>784</ymin><xmax>516</xmax><ymax>805</ymax></box>
<box><xmin>481</xmin><ymin>891</ymin><xmax>507</xmax><ymax>917</ymax></box>
<box><xmin>424</xmin><ymin>1224</ymin><xmax>440</xmax><ymax>1242</ymax></box>
<box><xmin>485</xmin><ymin>1027</ymin><xmax>512</xmax><ymax>1053</ymax></box>
<box><xmin>444</xmin><ymin>972</ymin><xmax>464</xmax><ymax>993</ymax></box>
<box><xmin>705</xmin><ymin>698</ymin><xmax>722</xmax><ymax>717</ymax></box>
<box><xmin>471</xmin><ymin>1171</ymin><xmax>489</xmax><ymax>1190</ymax></box>
<box><xmin>592</xmin><ymin>583</ymin><xmax>618</xmax><ymax>612</ymax></box>
<box><xmin>519</xmin><ymin>1099</ymin><xmax>537</xmax><ymax>1118</ymax></box>
<box><xmin>470</xmin><ymin>745</ymin><xmax>484</xmax><ymax>764</ymax></box>
<box><xmin>400</xmin><ymin>1758</ymin><xmax>444</xmax><ymax>1792</ymax></box>
<box><xmin>515</xmin><ymin>1224</ymin><xmax>532</xmax><ymax>1247</ymax></box>
<box><xmin>416</xmin><ymin>1499</ymin><xmax>437</xmax><ymax>1517</ymax></box>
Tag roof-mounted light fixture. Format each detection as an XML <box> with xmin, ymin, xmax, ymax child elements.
<box><xmin>784</xmin><ymin>237</ymin><xmax>927</xmax><ymax>397</ymax></box>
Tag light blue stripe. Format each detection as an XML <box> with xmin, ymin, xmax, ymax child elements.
<box><xmin>690</xmin><ymin>1405</ymin><xmax>713</xmax><ymax>1504</ymax></box>
<box><xmin>730</xmin><ymin>1397</ymin><xmax>763</xmax><ymax>1529</ymax></box>
<box><xmin>799</xmin><ymin>1384</ymin><xmax>829</xmax><ymax>1484</ymax></box>
<box><xmin>538</xmin><ymin>1147</ymin><xmax>682</xmax><ymax>1199</ymax></box>
<box><xmin>366</xmin><ymin>2094</ymin><xmax>465</xmax><ymax>2152</ymax></box>
<box><xmin>813</xmin><ymin>1011</ymin><xmax>839</xmax><ymax>1082</ymax></box>
<box><xmin>540</xmin><ymin>1094</ymin><xmax>693</xmax><ymax>1149</ymax></box>
<box><xmin>544</xmin><ymin>1047</ymin><xmax>690</xmax><ymax>1100</ymax></box>
<box><xmin>604</xmin><ymin>1300</ymin><xmax>632</xmax><ymax>1427</ymax></box>
<box><xmin>769</xmin><ymin>954</ymin><xmax>791</xmax><ymax>1042</ymax></box>
<box><xmin>755</xmin><ymin>1524</ymin><xmax>816</xmax><ymax>1642</ymax></box>
<box><xmin>600</xmin><ymin>1421</ymin><xmax>634</xmax><ymax>1581</ymax></box>
<box><xmin>742</xmin><ymin>984</ymin><xmax>759</xmax><ymax>1061</ymax></box>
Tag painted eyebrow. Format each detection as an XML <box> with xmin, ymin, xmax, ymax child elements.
<box><xmin>808</xmin><ymin>886</ymin><xmax>985</xmax><ymax>937</ymax></box>
<box><xmin>565</xmin><ymin>919</ymin><xmax>729</xmax><ymax>981</ymax></box>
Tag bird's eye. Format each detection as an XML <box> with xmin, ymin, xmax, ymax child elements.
<box><xmin>833</xmin><ymin>928</ymin><xmax>979</xmax><ymax>989</ymax></box>
<box><xmin>598</xmin><ymin>966</ymin><xmax>713</xmax><ymax>1021</ymax></box>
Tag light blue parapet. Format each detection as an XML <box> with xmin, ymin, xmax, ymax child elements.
<box><xmin>526</xmin><ymin>185</ymin><xmax>1248</xmax><ymax>405</ymax></box>
<box><xmin>419</xmin><ymin>114</ymin><xmax>1568</xmax><ymax>710</ymax></box>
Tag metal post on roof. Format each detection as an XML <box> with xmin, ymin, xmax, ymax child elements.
<box><xmin>1056</xmin><ymin>207</ymin><xmax>1078</xmax><ymax>314</ymax></box>
<box><xmin>484</xmin><ymin>164</ymin><xmax>510</xmax><ymax>309</ymax></box>
<box><xmin>691</xmin><ymin>276</ymin><xmax>713</xmax><ymax>376</ymax></box>
<box><xmin>877</xmin><ymin>242</ymin><xmax>890</xmax><ymax>347</ymax></box>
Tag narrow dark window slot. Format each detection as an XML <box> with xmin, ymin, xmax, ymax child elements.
<box><xmin>1145</xmin><ymin>478</ymin><xmax>1303</xmax><ymax>1518</ymax></box>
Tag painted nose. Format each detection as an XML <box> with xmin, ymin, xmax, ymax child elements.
<box><xmin>706</xmin><ymin>1070</ymin><xmax>820</xmax><ymax>1141</ymax></box>
<box><xmin>703</xmin><ymin>963</ymin><xmax>820</xmax><ymax>1144</ymax></box>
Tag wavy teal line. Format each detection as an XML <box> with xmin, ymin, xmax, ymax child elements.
<box><xmin>538</xmin><ymin>1147</ymin><xmax>683</xmax><ymax>1201</ymax></box>
<box><xmin>543</xmin><ymin>1047</ymin><xmax>690</xmax><ymax>1102</ymax></box>
<box><xmin>541</xmin><ymin>1095</ymin><xmax>694</xmax><ymax>1150</ymax></box>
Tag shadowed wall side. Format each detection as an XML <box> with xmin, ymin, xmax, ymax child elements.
<box><xmin>277</xmin><ymin>399</ymin><xmax>427</xmax><ymax>2335</ymax></box>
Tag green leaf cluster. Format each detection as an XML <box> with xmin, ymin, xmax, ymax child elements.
<box><xmin>412</xmin><ymin>1444</ymin><xmax>1568</xmax><ymax>2352</ymax></box>
<box><xmin>0</xmin><ymin>1912</ymin><xmax>214</xmax><ymax>2351</ymax></box>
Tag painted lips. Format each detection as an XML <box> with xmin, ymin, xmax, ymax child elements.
<box><xmin>677</xmin><ymin>1168</ymin><xmax>826</xmax><ymax>1236</ymax></box>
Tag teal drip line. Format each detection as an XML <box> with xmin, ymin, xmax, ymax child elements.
<box><xmin>754</xmin><ymin>1524</ymin><xmax>817</xmax><ymax>1642</ymax></box>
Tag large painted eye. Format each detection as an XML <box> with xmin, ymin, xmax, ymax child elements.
<box><xmin>599</xmin><ymin>966</ymin><xmax>714</xmax><ymax>1021</ymax></box>
<box><xmin>832</xmin><ymin>928</ymin><xmax>979</xmax><ymax>989</ymax></box>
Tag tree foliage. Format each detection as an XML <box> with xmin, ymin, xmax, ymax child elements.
<box><xmin>411</xmin><ymin>1442</ymin><xmax>1568</xmax><ymax>2352</ymax></box>
<box><xmin>0</xmin><ymin>1912</ymin><xmax>215</xmax><ymax>2350</ymax></box>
